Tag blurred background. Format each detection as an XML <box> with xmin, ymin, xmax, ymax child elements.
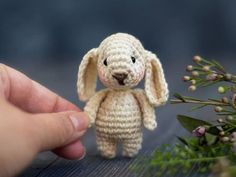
<box><xmin>1</xmin><ymin>0</ymin><xmax>236</xmax><ymax>175</ymax></box>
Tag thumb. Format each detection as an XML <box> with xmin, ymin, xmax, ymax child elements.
<box><xmin>31</xmin><ymin>111</ymin><xmax>88</xmax><ymax>152</ymax></box>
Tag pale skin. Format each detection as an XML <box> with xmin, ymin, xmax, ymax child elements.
<box><xmin>0</xmin><ymin>64</ymin><xmax>89</xmax><ymax>177</ymax></box>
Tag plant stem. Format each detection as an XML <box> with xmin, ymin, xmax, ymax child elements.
<box><xmin>171</xmin><ymin>99</ymin><xmax>230</xmax><ymax>106</ymax></box>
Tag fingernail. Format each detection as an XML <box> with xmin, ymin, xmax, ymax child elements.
<box><xmin>69</xmin><ymin>114</ymin><xmax>87</xmax><ymax>131</ymax></box>
<box><xmin>78</xmin><ymin>150</ymin><xmax>86</xmax><ymax>160</ymax></box>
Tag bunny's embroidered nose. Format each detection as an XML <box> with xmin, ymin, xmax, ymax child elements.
<box><xmin>112</xmin><ymin>73</ymin><xmax>128</xmax><ymax>85</ymax></box>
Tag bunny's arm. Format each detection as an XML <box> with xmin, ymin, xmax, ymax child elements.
<box><xmin>132</xmin><ymin>89</ymin><xmax>157</xmax><ymax>131</ymax></box>
<box><xmin>84</xmin><ymin>89</ymin><xmax>109</xmax><ymax>127</ymax></box>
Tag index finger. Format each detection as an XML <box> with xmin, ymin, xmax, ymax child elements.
<box><xmin>0</xmin><ymin>64</ymin><xmax>80</xmax><ymax>113</ymax></box>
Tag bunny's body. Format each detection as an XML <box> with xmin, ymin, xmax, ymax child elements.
<box><xmin>94</xmin><ymin>89</ymin><xmax>143</xmax><ymax>157</ymax></box>
<box><xmin>96</xmin><ymin>89</ymin><xmax>142</xmax><ymax>140</ymax></box>
<box><xmin>77</xmin><ymin>33</ymin><xmax>168</xmax><ymax>158</ymax></box>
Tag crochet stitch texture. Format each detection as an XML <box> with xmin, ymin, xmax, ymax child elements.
<box><xmin>77</xmin><ymin>33</ymin><xmax>169</xmax><ymax>158</ymax></box>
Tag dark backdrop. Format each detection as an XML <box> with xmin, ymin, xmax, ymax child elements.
<box><xmin>1</xmin><ymin>0</ymin><xmax>236</xmax><ymax>164</ymax></box>
<box><xmin>1</xmin><ymin>0</ymin><xmax>236</xmax><ymax>103</ymax></box>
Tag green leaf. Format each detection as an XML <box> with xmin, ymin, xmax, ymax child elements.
<box><xmin>190</xmin><ymin>104</ymin><xmax>208</xmax><ymax>111</ymax></box>
<box><xmin>205</xmin><ymin>133</ymin><xmax>217</xmax><ymax>145</ymax></box>
<box><xmin>200</xmin><ymin>80</ymin><xmax>220</xmax><ymax>87</ymax></box>
<box><xmin>177</xmin><ymin>136</ymin><xmax>189</xmax><ymax>146</ymax></box>
<box><xmin>211</xmin><ymin>60</ymin><xmax>225</xmax><ymax>72</ymax></box>
<box><xmin>177</xmin><ymin>115</ymin><xmax>211</xmax><ymax>132</ymax></box>
<box><xmin>200</xmin><ymin>58</ymin><xmax>213</xmax><ymax>65</ymax></box>
<box><xmin>217</xmin><ymin>113</ymin><xmax>236</xmax><ymax>116</ymax></box>
<box><xmin>173</xmin><ymin>93</ymin><xmax>186</xmax><ymax>102</ymax></box>
<box><xmin>207</xmin><ymin>126</ymin><xmax>221</xmax><ymax>136</ymax></box>
<box><xmin>182</xmin><ymin>96</ymin><xmax>202</xmax><ymax>101</ymax></box>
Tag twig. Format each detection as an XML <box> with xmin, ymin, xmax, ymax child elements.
<box><xmin>171</xmin><ymin>99</ymin><xmax>230</xmax><ymax>107</ymax></box>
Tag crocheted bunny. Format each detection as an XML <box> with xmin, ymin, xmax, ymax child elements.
<box><xmin>77</xmin><ymin>33</ymin><xmax>169</xmax><ymax>158</ymax></box>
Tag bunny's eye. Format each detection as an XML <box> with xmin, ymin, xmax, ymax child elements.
<box><xmin>131</xmin><ymin>56</ymin><xmax>136</xmax><ymax>63</ymax></box>
<box><xmin>103</xmin><ymin>58</ymin><xmax>108</xmax><ymax>66</ymax></box>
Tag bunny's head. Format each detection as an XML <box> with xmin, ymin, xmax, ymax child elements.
<box><xmin>77</xmin><ymin>33</ymin><xmax>168</xmax><ymax>106</ymax></box>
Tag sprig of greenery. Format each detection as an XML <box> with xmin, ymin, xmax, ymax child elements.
<box><xmin>132</xmin><ymin>56</ymin><xmax>236</xmax><ymax>177</ymax></box>
<box><xmin>149</xmin><ymin>141</ymin><xmax>235</xmax><ymax>176</ymax></box>
<box><xmin>183</xmin><ymin>56</ymin><xmax>236</xmax><ymax>90</ymax></box>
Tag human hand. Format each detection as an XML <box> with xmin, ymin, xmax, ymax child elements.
<box><xmin>0</xmin><ymin>64</ymin><xmax>88</xmax><ymax>177</ymax></box>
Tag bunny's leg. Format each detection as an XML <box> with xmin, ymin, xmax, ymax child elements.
<box><xmin>122</xmin><ymin>136</ymin><xmax>142</xmax><ymax>157</ymax></box>
<box><xmin>96</xmin><ymin>136</ymin><xmax>117</xmax><ymax>158</ymax></box>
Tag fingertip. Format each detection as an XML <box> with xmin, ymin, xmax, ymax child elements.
<box><xmin>53</xmin><ymin>140</ymin><xmax>86</xmax><ymax>160</ymax></box>
<box><xmin>80</xmin><ymin>111</ymin><xmax>89</xmax><ymax>129</ymax></box>
<box><xmin>69</xmin><ymin>112</ymin><xmax>89</xmax><ymax>131</ymax></box>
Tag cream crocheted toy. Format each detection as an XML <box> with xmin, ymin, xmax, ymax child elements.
<box><xmin>77</xmin><ymin>33</ymin><xmax>169</xmax><ymax>158</ymax></box>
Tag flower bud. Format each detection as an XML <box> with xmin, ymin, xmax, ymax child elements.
<box><xmin>202</xmin><ymin>65</ymin><xmax>210</xmax><ymax>72</ymax></box>
<box><xmin>215</xmin><ymin>106</ymin><xmax>223</xmax><ymax>112</ymax></box>
<box><xmin>221</xmin><ymin>97</ymin><xmax>229</xmax><ymax>104</ymax></box>
<box><xmin>188</xmin><ymin>85</ymin><xmax>196</xmax><ymax>92</ymax></box>
<box><xmin>226</xmin><ymin>115</ymin><xmax>234</xmax><ymax>121</ymax></box>
<box><xmin>217</xmin><ymin>119</ymin><xmax>224</xmax><ymax>123</ymax></box>
<box><xmin>193</xmin><ymin>56</ymin><xmax>202</xmax><ymax>62</ymax></box>
<box><xmin>219</xmin><ymin>131</ymin><xmax>225</xmax><ymax>136</ymax></box>
<box><xmin>225</xmin><ymin>73</ymin><xmax>232</xmax><ymax>81</ymax></box>
<box><xmin>217</xmin><ymin>118</ymin><xmax>224</xmax><ymax>123</ymax></box>
<box><xmin>186</xmin><ymin>65</ymin><xmax>193</xmax><ymax>72</ymax></box>
<box><xmin>192</xmin><ymin>71</ymin><xmax>199</xmax><ymax>77</ymax></box>
<box><xmin>182</xmin><ymin>76</ymin><xmax>191</xmax><ymax>82</ymax></box>
<box><xmin>221</xmin><ymin>136</ymin><xmax>230</xmax><ymax>142</ymax></box>
<box><xmin>191</xmin><ymin>79</ymin><xmax>196</xmax><ymax>85</ymax></box>
<box><xmin>218</xmin><ymin>86</ymin><xmax>226</xmax><ymax>94</ymax></box>
<box><xmin>192</xmin><ymin>126</ymin><xmax>206</xmax><ymax>137</ymax></box>
<box><xmin>206</xmin><ymin>73</ymin><xmax>217</xmax><ymax>81</ymax></box>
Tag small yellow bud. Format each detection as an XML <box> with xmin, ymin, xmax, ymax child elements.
<box><xmin>191</xmin><ymin>80</ymin><xmax>196</xmax><ymax>85</ymax></box>
<box><xmin>193</xmin><ymin>56</ymin><xmax>202</xmax><ymax>62</ymax></box>
<box><xmin>221</xmin><ymin>136</ymin><xmax>229</xmax><ymax>142</ymax></box>
<box><xmin>188</xmin><ymin>85</ymin><xmax>196</xmax><ymax>92</ymax></box>
<box><xmin>217</xmin><ymin>118</ymin><xmax>224</xmax><ymax>123</ymax></box>
<box><xmin>225</xmin><ymin>73</ymin><xmax>232</xmax><ymax>81</ymax></box>
<box><xmin>202</xmin><ymin>65</ymin><xmax>210</xmax><ymax>72</ymax></box>
<box><xmin>221</xmin><ymin>97</ymin><xmax>229</xmax><ymax>104</ymax></box>
<box><xmin>186</xmin><ymin>65</ymin><xmax>193</xmax><ymax>71</ymax></box>
<box><xmin>215</xmin><ymin>106</ymin><xmax>223</xmax><ymax>112</ymax></box>
<box><xmin>226</xmin><ymin>115</ymin><xmax>234</xmax><ymax>121</ymax></box>
<box><xmin>192</xmin><ymin>71</ymin><xmax>199</xmax><ymax>77</ymax></box>
<box><xmin>219</xmin><ymin>131</ymin><xmax>225</xmax><ymax>136</ymax></box>
<box><xmin>182</xmin><ymin>76</ymin><xmax>191</xmax><ymax>82</ymax></box>
<box><xmin>218</xmin><ymin>86</ymin><xmax>226</xmax><ymax>94</ymax></box>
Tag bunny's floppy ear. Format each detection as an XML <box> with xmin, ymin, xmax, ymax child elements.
<box><xmin>77</xmin><ymin>48</ymin><xmax>98</xmax><ymax>102</ymax></box>
<box><xmin>144</xmin><ymin>51</ymin><xmax>169</xmax><ymax>106</ymax></box>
